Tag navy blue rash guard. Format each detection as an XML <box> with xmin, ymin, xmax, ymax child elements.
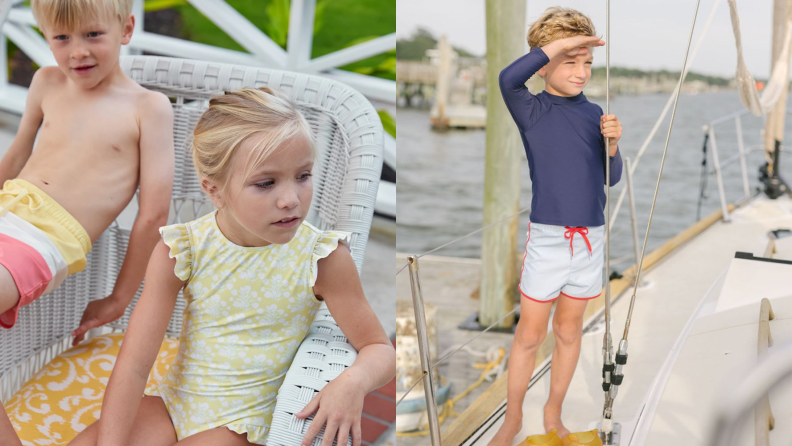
<box><xmin>499</xmin><ymin>47</ymin><xmax>623</xmax><ymax>227</ymax></box>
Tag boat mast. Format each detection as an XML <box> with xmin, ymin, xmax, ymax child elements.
<box><xmin>762</xmin><ymin>0</ymin><xmax>792</xmax><ymax>198</ymax></box>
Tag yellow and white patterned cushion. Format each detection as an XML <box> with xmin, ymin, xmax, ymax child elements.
<box><xmin>5</xmin><ymin>333</ymin><xmax>178</xmax><ymax>445</ymax></box>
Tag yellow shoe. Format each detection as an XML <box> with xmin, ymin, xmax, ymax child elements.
<box><xmin>562</xmin><ymin>429</ymin><xmax>603</xmax><ymax>446</ymax></box>
<box><xmin>520</xmin><ymin>429</ymin><xmax>563</xmax><ymax>446</ymax></box>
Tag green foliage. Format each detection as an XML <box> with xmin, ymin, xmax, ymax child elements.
<box><xmin>144</xmin><ymin>0</ymin><xmax>187</xmax><ymax>12</ymax></box>
<box><xmin>378</xmin><ymin>110</ymin><xmax>395</xmax><ymax>138</ymax></box>
<box><xmin>173</xmin><ymin>0</ymin><xmax>394</xmax><ymax>80</ymax></box>
<box><xmin>262</xmin><ymin>0</ymin><xmax>289</xmax><ymax>48</ymax></box>
<box><xmin>343</xmin><ymin>36</ymin><xmax>395</xmax><ymax>77</ymax></box>
<box><xmin>6</xmin><ymin>0</ymin><xmax>395</xmax><ymax>83</ymax></box>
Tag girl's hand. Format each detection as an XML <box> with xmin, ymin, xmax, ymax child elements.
<box><xmin>296</xmin><ymin>373</ymin><xmax>366</xmax><ymax>446</ymax></box>
<box><xmin>601</xmin><ymin>114</ymin><xmax>622</xmax><ymax>156</ymax></box>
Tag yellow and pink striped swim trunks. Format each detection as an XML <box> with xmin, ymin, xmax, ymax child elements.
<box><xmin>0</xmin><ymin>179</ymin><xmax>91</xmax><ymax>329</ymax></box>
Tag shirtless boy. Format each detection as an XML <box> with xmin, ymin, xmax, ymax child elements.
<box><xmin>0</xmin><ymin>0</ymin><xmax>173</xmax><ymax>442</ymax></box>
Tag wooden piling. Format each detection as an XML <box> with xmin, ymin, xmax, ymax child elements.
<box><xmin>479</xmin><ymin>0</ymin><xmax>526</xmax><ymax>328</ymax></box>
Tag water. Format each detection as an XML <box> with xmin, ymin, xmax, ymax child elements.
<box><xmin>397</xmin><ymin>91</ymin><xmax>792</xmax><ymax>272</ymax></box>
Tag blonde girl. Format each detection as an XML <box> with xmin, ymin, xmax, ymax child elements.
<box><xmin>69</xmin><ymin>87</ymin><xmax>395</xmax><ymax>446</ymax></box>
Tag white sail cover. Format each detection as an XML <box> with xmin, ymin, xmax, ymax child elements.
<box><xmin>729</xmin><ymin>0</ymin><xmax>792</xmax><ymax>116</ymax></box>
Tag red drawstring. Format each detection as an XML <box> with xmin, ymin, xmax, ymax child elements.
<box><xmin>564</xmin><ymin>226</ymin><xmax>592</xmax><ymax>256</ymax></box>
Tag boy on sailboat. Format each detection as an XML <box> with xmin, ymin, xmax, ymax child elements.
<box><xmin>491</xmin><ymin>6</ymin><xmax>623</xmax><ymax>444</ymax></box>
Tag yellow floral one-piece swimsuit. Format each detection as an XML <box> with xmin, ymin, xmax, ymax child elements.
<box><xmin>144</xmin><ymin>211</ymin><xmax>351</xmax><ymax>444</ymax></box>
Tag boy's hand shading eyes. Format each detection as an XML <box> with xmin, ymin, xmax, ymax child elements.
<box><xmin>296</xmin><ymin>375</ymin><xmax>366</xmax><ymax>446</ymax></box>
<box><xmin>601</xmin><ymin>114</ymin><xmax>622</xmax><ymax>156</ymax></box>
<box><xmin>559</xmin><ymin>36</ymin><xmax>605</xmax><ymax>55</ymax></box>
<box><xmin>542</xmin><ymin>35</ymin><xmax>604</xmax><ymax>60</ymax></box>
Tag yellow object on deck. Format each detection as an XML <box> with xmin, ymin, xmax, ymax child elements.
<box><xmin>562</xmin><ymin>429</ymin><xmax>603</xmax><ymax>446</ymax></box>
<box><xmin>520</xmin><ymin>429</ymin><xmax>563</xmax><ymax>446</ymax></box>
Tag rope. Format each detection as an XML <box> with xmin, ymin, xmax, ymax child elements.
<box><xmin>623</xmin><ymin>0</ymin><xmax>702</xmax><ymax>341</ymax></box>
<box><xmin>396</xmin><ymin>347</ymin><xmax>506</xmax><ymax>437</ymax></box>
<box><xmin>396</xmin><ymin>306</ymin><xmax>518</xmax><ymax>408</ymax></box>
<box><xmin>601</xmin><ymin>0</ymin><xmax>702</xmax><ymax>427</ymax></box>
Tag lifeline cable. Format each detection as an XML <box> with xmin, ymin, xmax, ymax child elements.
<box><xmin>599</xmin><ymin>0</ymin><xmax>615</xmax><ymax>436</ymax></box>
<box><xmin>600</xmin><ymin>0</ymin><xmax>704</xmax><ymax>439</ymax></box>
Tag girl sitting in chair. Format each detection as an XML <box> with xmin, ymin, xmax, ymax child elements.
<box><xmin>69</xmin><ymin>87</ymin><xmax>395</xmax><ymax>446</ymax></box>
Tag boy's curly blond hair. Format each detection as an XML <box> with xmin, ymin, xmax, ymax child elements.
<box><xmin>527</xmin><ymin>7</ymin><xmax>596</xmax><ymax>51</ymax></box>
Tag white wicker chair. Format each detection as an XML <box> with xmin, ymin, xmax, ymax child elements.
<box><xmin>0</xmin><ymin>56</ymin><xmax>383</xmax><ymax>445</ymax></box>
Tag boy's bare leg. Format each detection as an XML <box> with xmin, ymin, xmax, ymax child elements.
<box><xmin>544</xmin><ymin>295</ymin><xmax>589</xmax><ymax>438</ymax></box>
<box><xmin>488</xmin><ymin>297</ymin><xmax>554</xmax><ymax>446</ymax></box>
<box><xmin>68</xmin><ymin>396</ymin><xmax>176</xmax><ymax>446</ymax></box>
<box><xmin>0</xmin><ymin>266</ymin><xmax>23</xmax><ymax>444</ymax></box>
<box><xmin>0</xmin><ymin>266</ymin><xmax>24</xmax><ymax>446</ymax></box>
<box><xmin>0</xmin><ymin>265</ymin><xmax>20</xmax><ymax>316</ymax></box>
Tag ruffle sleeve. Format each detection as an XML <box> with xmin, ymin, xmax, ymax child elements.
<box><xmin>310</xmin><ymin>229</ymin><xmax>353</xmax><ymax>287</ymax></box>
<box><xmin>159</xmin><ymin>223</ymin><xmax>192</xmax><ymax>282</ymax></box>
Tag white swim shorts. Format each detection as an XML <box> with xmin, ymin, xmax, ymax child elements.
<box><xmin>519</xmin><ymin>221</ymin><xmax>605</xmax><ymax>303</ymax></box>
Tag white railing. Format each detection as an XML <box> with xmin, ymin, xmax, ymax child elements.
<box><xmin>0</xmin><ymin>0</ymin><xmax>397</xmax><ymax>217</ymax></box>
<box><xmin>702</xmin><ymin>109</ymin><xmax>788</xmax><ymax>222</ymax></box>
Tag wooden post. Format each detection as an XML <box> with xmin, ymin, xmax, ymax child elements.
<box><xmin>479</xmin><ymin>0</ymin><xmax>526</xmax><ymax>328</ymax></box>
<box><xmin>431</xmin><ymin>35</ymin><xmax>452</xmax><ymax>129</ymax></box>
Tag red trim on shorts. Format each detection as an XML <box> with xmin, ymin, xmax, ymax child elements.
<box><xmin>519</xmin><ymin>223</ymin><xmax>557</xmax><ymax>303</ymax></box>
<box><xmin>559</xmin><ymin>291</ymin><xmax>601</xmax><ymax>300</ymax></box>
<box><xmin>519</xmin><ymin>286</ymin><xmax>559</xmax><ymax>303</ymax></box>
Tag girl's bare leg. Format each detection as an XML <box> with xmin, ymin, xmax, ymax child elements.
<box><xmin>175</xmin><ymin>426</ymin><xmax>254</xmax><ymax>445</ymax></box>
<box><xmin>487</xmin><ymin>297</ymin><xmax>554</xmax><ymax>446</ymax></box>
<box><xmin>68</xmin><ymin>396</ymin><xmax>177</xmax><ymax>446</ymax></box>
<box><xmin>543</xmin><ymin>295</ymin><xmax>588</xmax><ymax>438</ymax></box>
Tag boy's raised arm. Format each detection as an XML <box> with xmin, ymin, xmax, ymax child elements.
<box><xmin>0</xmin><ymin>68</ymin><xmax>52</xmax><ymax>184</ymax></box>
<box><xmin>498</xmin><ymin>48</ymin><xmax>550</xmax><ymax>132</ymax></box>
<box><xmin>72</xmin><ymin>91</ymin><xmax>175</xmax><ymax>344</ymax></box>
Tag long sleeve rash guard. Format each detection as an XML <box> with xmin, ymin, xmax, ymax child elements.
<box><xmin>499</xmin><ymin>47</ymin><xmax>623</xmax><ymax>227</ymax></box>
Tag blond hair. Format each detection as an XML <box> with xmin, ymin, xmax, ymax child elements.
<box><xmin>31</xmin><ymin>0</ymin><xmax>133</xmax><ymax>31</ymax></box>
<box><xmin>192</xmin><ymin>87</ymin><xmax>316</xmax><ymax>198</ymax></box>
<box><xmin>527</xmin><ymin>7</ymin><xmax>596</xmax><ymax>51</ymax></box>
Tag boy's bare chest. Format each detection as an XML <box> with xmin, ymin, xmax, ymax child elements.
<box><xmin>36</xmin><ymin>94</ymin><xmax>140</xmax><ymax>159</ymax></box>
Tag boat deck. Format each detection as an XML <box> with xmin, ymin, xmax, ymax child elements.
<box><xmin>462</xmin><ymin>195</ymin><xmax>792</xmax><ymax>445</ymax></box>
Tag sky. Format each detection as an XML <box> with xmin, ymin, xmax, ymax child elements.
<box><xmin>396</xmin><ymin>0</ymin><xmax>779</xmax><ymax>78</ymax></box>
